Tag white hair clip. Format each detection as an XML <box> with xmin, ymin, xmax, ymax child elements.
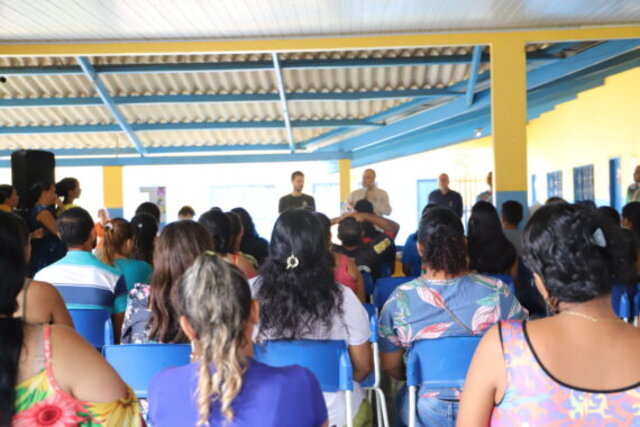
<box><xmin>592</xmin><ymin>228</ymin><xmax>607</xmax><ymax>248</ymax></box>
<box><xmin>286</xmin><ymin>254</ymin><xmax>300</xmax><ymax>270</ymax></box>
<box><xmin>104</xmin><ymin>222</ymin><xmax>113</xmax><ymax>230</ymax></box>
<box><xmin>137</xmin><ymin>223</ymin><xmax>143</xmax><ymax>229</ymax></box>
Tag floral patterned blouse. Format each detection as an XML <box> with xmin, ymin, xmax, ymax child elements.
<box><xmin>492</xmin><ymin>320</ymin><xmax>640</xmax><ymax>426</ymax></box>
<box><xmin>121</xmin><ymin>283</ymin><xmax>152</xmax><ymax>345</ymax></box>
<box><xmin>379</xmin><ymin>274</ymin><xmax>527</xmax><ymax>400</ymax></box>
<box><xmin>13</xmin><ymin>325</ymin><xmax>144</xmax><ymax>426</ymax></box>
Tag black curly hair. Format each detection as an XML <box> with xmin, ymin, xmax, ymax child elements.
<box><xmin>468</xmin><ymin>201</ymin><xmax>517</xmax><ymax>274</ymax></box>
<box><xmin>418</xmin><ymin>206</ymin><xmax>468</xmax><ymax>275</ymax></box>
<box><xmin>256</xmin><ymin>209</ymin><xmax>343</xmax><ymax>340</ymax></box>
<box><xmin>523</xmin><ymin>203</ymin><xmax>635</xmax><ymax>303</ymax></box>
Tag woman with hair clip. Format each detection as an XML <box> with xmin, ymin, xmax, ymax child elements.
<box><xmin>253</xmin><ymin>209</ymin><xmax>373</xmax><ymax>427</ymax></box>
<box><xmin>55</xmin><ymin>177</ymin><xmax>82</xmax><ymax>214</ymax></box>
<box><xmin>147</xmin><ymin>252</ymin><xmax>328</xmax><ymax>426</ymax></box>
<box><xmin>121</xmin><ymin>220</ymin><xmax>213</xmax><ymax>344</ymax></box>
<box><xmin>98</xmin><ymin>218</ymin><xmax>153</xmax><ymax>291</ymax></box>
<box><xmin>198</xmin><ymin>209</ymin><xmax>258</xmax><ymax>279</ymax></box>
<box><xmin>130</xmin><ymin>213</ymin><xmax>158</xmax><ymax>266</ymax></box>
<box><xmin>458</xmin><ymin>203</ymin><xmax>640</xmax><ymax>425</ymax></box>
<box><xmin>0</xmin><ymin>211</ymin><xmax>144</xmax><ymax>425</ymax></box>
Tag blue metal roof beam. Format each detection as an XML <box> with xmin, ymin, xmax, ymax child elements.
<box><xmin>0</xmin><ymin>144</ymin><xmax>296</xmax><ymax>158</ymax></box>
<box><xmin>465</xmin><ymin>46</ymin><xmax>484</xmax><ymax>106</ymax></box>
<box><xmin>322</xmin><ymin>40</ymin><xmax>640</xmax><ymax>154</ymax></box>
<box><xmin>0</xmin><ymin>53</ymin><xmax>556</xmax><ymax>77</ymax></box>
<box><xmin>0</xmin><ymin>151</ymin><xmax>351</xmax><ymax>168</ymax></box>
<box><xmin>0</xmin><ymin>119</ymin><xmax>382</xmax><ymax>135</ymax></box>
<box><xmin>0</xmin><ymin>89</ymin><xmax>462</xmax><ymax>109</ymax></box>
<box><xmin>75</xmin><ymin>56</ymin><xmax>148</xmax><ymax>156</ymax></box>
<box><xmin>272</xmin><ymin>53</ymin><xmax>295</xmax><ymax>153</ymax></box>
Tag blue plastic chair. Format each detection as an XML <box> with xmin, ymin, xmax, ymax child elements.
<box><xmin>362</xmin><ymin>271</ymin><xmax>374</xmax><ymax>297</ymax></box>
<box><xmin>485</xmin><ymin>274</ymin><xmax>516</xmax><ymax>294</ymax></box>
<box><xmin>406</xmin><ymin>337</ymin><xmax>481</xmax><ymax>427</ymax></box>
<box><xmin>68</xmin><ymin>308</ymin><xmax>114</xmax><ymax>350</ymax></box>
<box><xmin>361</xmin><ymin>303</ymin><xmax>389</xmax><ymax>427</ymax></box>
<box><xmin>254</xmin><ymin>340</ymin><xmax>355</xmax><ymax>427</ymax></box>
<box><xmin>634</xmin><ymin>284</ymin><xmax>640</xmax><ymax>327</ymax></box>
<box><xmin>612</xmin><ymin>284</ymin><xmax>632</xmax><ymax>320</ymax></box>
<box><xmin>373</xmin><ymin>277</ymin><xmax>417</xmax><ymax>310</ymax></box>
<box><xmin>103</xmin><ymin>344</ymin><xmax>191</xmax><ymax>398</ymax></box>
<box><xmin>379</xmin><ymin>262</ymin><xmax>393</xmax><ymax>278</ymax></box>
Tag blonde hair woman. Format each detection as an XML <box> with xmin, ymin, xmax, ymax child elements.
<box><xmin>147</xmin><ymin>253</ymin><xmax>328</xmax><ymax>426</ymax></box>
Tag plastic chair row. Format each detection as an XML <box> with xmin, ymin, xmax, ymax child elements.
<box><xmin>69</xmin><ymin>308</ymin><xmax>114</xmax><ymax>350</ymax></box>
<box><xmin>362</xmin><ymin>303</ymin><xmax>389</xmax><ymax>427</ymax></box>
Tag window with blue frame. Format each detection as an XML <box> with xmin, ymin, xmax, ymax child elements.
<box><xmin>574</xmin><ymin>164</ymin><xmax>594</xmax><ymax>202</ymax></box>
<box><xmin>547</xmin><ymin>171</ymin><xmax>563</xmax><ymax>199</ymax></box>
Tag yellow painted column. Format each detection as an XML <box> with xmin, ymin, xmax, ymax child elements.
<box><xmin>102</xmin><ymin>166</ymin><xmax>124</xmax><ymax>218</ymax></box>
<box><xmin>490</xmin><ymin>39</ymin><xmax>528</xmax><ymax>213</ymax></box>
<box><xmin>339</xmin><ymin>158</ymin><xmax>351</xmax><ymax>203</ymax></box>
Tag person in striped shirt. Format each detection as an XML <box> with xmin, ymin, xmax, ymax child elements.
<box><xmin>34</xmin><ymin>207</ymin><xmax>127</xmax><ymax>342</ymax></box>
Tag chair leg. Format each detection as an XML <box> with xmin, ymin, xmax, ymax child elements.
<box><xmin>375</xmin><ymin>387</ymin><xmax>389</xmax><ymax>427</ymax></box>
<box><xmin>345</xmin><ymin>390</ymin><xmax>354</xmax><ymax>427</ymax></box>
<box><xmin>408</xmin><ymin>385</ymin><xmax>416</xmax><ymax>427</ymax></box>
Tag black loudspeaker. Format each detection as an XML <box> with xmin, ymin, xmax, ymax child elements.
<box><xmin>11</xmin><ymin>150</ymin><xmax>55</xmax><ymax>210</ymax></box>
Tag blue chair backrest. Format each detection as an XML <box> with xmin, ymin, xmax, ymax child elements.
<box><xmin>406</xmin><ymin>337</ymin><xmax>481</xmax><ymax>389</ymax></box>
<box><xmin>379</xmin><ymin>262</ymin><xmax>393</xmax><ymax>278</ymax></box>
<box><xmin>362</xmin><ymin>303</ymin><xmax>378</xmax><ymax>342</ymax></box>
<box><xmin>612</xmin><ymin>284</ymin><xmax>633</xmax><ymax>319</ymax></box>
<box><xmin>362</xmin><ymin>271</ymin><xmax>374</xmax><ymax>296</ymax></box>
<box><xmin>103</xmin><ymin>344</ymin><xmax>191</xmax><ymax>398</ymax></box>
<box><xmin>485</xmin><ymin>274</ymin><xmax>516</xmax><ymax>294</ymax></box>
<box><xmin>69</xmin><ymin>309</ymin><xmax>113</xmax><ymax>349</ymax></box>
<box><xmin>373</xmin><ymin>277</ymin><xmax>417</xmax><ymax>309</ymax></box>
<box><xmin>254</xmin><ymin>340</ymin><xmax>353</xmax><ymax>393</ymax></box>
<box><xmin>634</xmin><ymin>284</ymin><xmax>640</xmax><ymax>319</ymax></box>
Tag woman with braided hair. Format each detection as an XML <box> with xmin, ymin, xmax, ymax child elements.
<box><xmin>147</xmin><ymin>252</ymin><xmax>327</xmax><ymax>426</ymax></box>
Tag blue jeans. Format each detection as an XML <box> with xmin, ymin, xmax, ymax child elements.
<box><xmin>397</xmin><ymin>385</ymin><xmax>458</xmax><ymax>427</ymax></box>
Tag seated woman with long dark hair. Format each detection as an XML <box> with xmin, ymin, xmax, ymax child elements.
<box><xmin>459</xmin><ymin>203</ymin><xmax>640</xmax><ymax>425</ymax></box>
<box><xmin>379</xmin><ymin>207</ymin><xmax>526</xmax><ymax>427</ymax></box>
<box><xmin>467</xmin><ymin>201</ymin><xmax>518</xmax><ymax>283</ymax></box>
<box><xmin>121</xmin><ymin>220</ymin><xmax>213</xmax><ymax>344</ymax></box>
<box><xmin>0</xmin><ymin>211</ymin><xmax>143</xmax><ymax>425</ymax></box>
<box><xmin>198</xmin><ymin>209</ymin><xmax>258</xmax><ymax>279</ymax></box>
<box><xmin>231</xmin><ymin>207</ymin><xmax>269</xmax><ymax>265</ymax></box>
<box><xmin>253</xmin><ymin>209</ymin><xmax>373</xmax><ymax>427</ymax></box>
<box><xmin>148</xmin><ymin>253</ymin><xmax>328</xmax><ymax>426</ymax></box>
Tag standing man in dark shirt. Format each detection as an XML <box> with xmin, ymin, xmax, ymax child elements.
<box><xmin>428</xmin><ymin>173</ymin><xmax>463</xmax><ymax>218</ymax></box>
<box><xmin>278</xmin><ymin>171</ymin><xmax>316</xmax><ymax>214</ymax></box>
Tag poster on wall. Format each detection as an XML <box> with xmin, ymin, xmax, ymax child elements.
<box><xmin>140</xmin><ymin>186</ymin><xmax>167</xmax><ymax>225</ymax></box>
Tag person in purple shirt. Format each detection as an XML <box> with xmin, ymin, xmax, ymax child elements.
<box><xmin>148</xmin><ymin>252</ymin><xmax>328</xmax><ymax>427</ymax></box>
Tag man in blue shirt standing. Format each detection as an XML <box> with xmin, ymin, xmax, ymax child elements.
<box><xmin>428</xmin><ymin>173</ymin><xmax>464</xmax><ymax>218</ymax></box>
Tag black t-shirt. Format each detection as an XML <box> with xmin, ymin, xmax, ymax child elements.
<box><xmin>278</xmin><ymin>194</ymin><xmax>316</xmax><ymax>214</ymax></box>
<box><xmin>335</xmin><ymin>231</ymin><xmax>396</xmax><ymax>280</ymax></box>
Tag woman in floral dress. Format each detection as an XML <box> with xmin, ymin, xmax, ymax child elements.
<box><xmin>378</xmin><ymin>207</ymin><xmax>527</xmax><ymax>427</ymax></box>
<box><xmin>0</xmin><ymin>211</ymin><xmax>143</xmax><ymax>426</ymax></box>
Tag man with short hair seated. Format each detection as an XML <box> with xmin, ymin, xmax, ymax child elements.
<box><xmin>34</xmin><ymin>207</ymin><xmax>127</xmax><ymax>342</ymax></box>
<box><xmin>334</xmin><ymin>199</ymin><xmax>399</xmax><ymax>280</ymax></box>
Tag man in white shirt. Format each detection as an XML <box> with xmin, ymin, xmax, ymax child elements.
<box><xmin>344</xmin><ymin>169</ymin><xmax>392</xmax><ymax>217</ymax></box>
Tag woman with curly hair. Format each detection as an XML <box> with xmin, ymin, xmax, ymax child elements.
<box><xmin>379</xmin><ymin>206</ymin><xmax>526</xmax><ymax>427</ymax></box>
<box><xmin>459</xmin><ymin>203</ymin><xmax>640</xmax><ymax>425</ymax></box>
<box><xmin>253</xmin><ymin>209</ymin><xmax>373</xmax><ymax>427</ymax></box>
<box><xmin>148</xmin><ymin>253</ymin><xmax>328</xmax><ymax>426</ymax></box>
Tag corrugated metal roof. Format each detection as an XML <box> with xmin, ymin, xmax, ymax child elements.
<box><xmin>0</xmin><ymin>46</ymin><xmax>505</xmax><ymax>151</ymax></box>
<box><xmin>0</xmin><ymin>0</ymin><xmax>638</xmax><ymax>42</ymax></box>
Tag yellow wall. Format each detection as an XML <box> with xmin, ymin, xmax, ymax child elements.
<box><xmin>527</xmin><ymin>67</ymin><xmax>640</xmax><ymax>205</ymax></box>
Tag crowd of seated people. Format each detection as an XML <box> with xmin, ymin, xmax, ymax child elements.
<box><xmin>2</xmin><ymin>175</ymin><xmax>640</xmax><ymax>426</ymax></box>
